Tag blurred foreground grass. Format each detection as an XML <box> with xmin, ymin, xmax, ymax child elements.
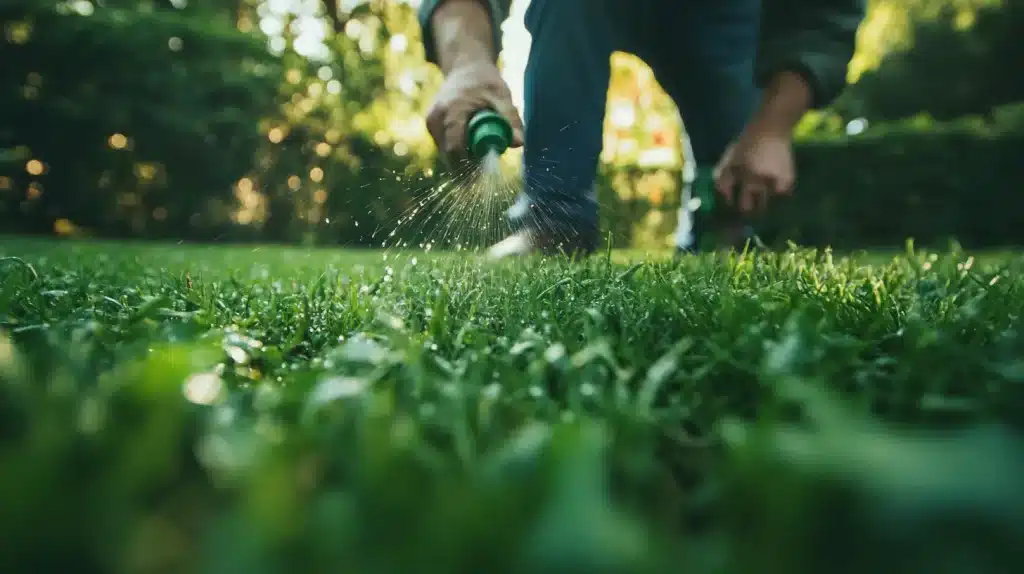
<box><xmin>1</xmin><ymin>238</ymin><xmax>1023</xmax><ymax>574</ymax></box>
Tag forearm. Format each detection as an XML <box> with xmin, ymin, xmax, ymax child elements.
<box><xmin>755</xmin><ymin>0</ymin><xmax>865</xmax><ymax>109</ymax></box>
<box><xmin>751</xmin><ymin>71</ymin><xmax>813</xmax><ymax>135</ymax></box>
<box><xmin>431</xmin><ymin>0</ymin><xmax>496</xmax><ymax>74</ymax></box>
<box><xmin>419</xmin><ymin>0</ymin><xmax>510</xmax><ymax>72</ymax></box>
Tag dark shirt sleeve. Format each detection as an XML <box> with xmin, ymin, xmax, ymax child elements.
<box><xmin>418</xmin><ymin>0</ymin><xmax>513</xmax><ymax>67</ymax></box>
<box><xmin>756</xmin><ymin>0</ymin><xmax>866</xmax><ymax>109</ymax></box>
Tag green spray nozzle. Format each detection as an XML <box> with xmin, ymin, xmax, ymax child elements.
<box><xmin>466</xmin><ymin>109</ymin><xmax>512</xmax><ymax>161</ymax></box>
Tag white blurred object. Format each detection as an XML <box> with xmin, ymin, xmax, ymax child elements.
<box><xmin>846</xmin><ymin>117</ymin><xmax>869</xmax><ymax>135</ymax></box>
<box><xmin>674</xmin><ymin>127</ymin><xmax>697</xmax><ymax>250</ymax></box>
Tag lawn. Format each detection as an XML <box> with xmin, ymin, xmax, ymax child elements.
<box><xmin>2</xmin><ymin>237</ymin><xmax>1023</xmax><ymax>574</ymax></box>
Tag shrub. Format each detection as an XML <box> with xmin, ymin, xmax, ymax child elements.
<box><xmin>0</xmin><ymin>0</ymin><xmax>280</xmax><ymax>239</ymax></box>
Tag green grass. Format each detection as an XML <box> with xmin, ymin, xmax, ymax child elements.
<box><xmin>2</xmin><ymin>237</ymin><xmax>1023</xmax><ymax>574</ymax></box>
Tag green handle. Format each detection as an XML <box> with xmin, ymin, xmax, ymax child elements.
<box><xmin>466</xmin><ymin>109</ymin><xmax>512</xmax><ymax>161</ymax></box>
<box><xmin>693</xmin><ymin>167</ymin><xmax>715</xmax><ymax>213</ymax></box>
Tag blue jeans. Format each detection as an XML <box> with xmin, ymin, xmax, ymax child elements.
<box><xmin>509</xmin><ymin>0</ymin><xmax>761</xmax><ymax>249</ymax></box>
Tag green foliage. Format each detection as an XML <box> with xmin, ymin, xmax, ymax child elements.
<box><xmin>1</xmin><ymin>0</ymin><xmax>1022</xmax><ymax>252</ymax></box>
<box><xmin>837</xmin><ymin>0</ymin><xmax>1024</xmax><ymax>121</ymax></box>
<box><xmin>0</xmin><ymin>0</ymin><xmax>447</xmax><ymax>246</ymax></box>
<box><xmin>605</xmin><ymin>105</ymin><xmax>1024</xmax><ymax>250</ymax></box>
<box><xmin>758</xmin><ymin>103</ymin><xmax>1024</xmax><ymax>249</ymax></box>
<box><xmin>0</xmin><ymin>0</ymin><xmax>281</xmax><ymax>238</ymax></box>
<box><xmin>1</xmin><ymin>240</ymin><xmax>1023</xmax><ymax>572</ymax></box>
<box><xmin>251</xmin><ymin>0</ymin><xmax>442</xmax><ymax>245</ymax></box>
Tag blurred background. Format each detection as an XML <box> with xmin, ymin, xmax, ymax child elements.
<box><xmin>1</xmin><ymin>0</ymin><xmax>1022</xmax><ymax>250</ymax></box>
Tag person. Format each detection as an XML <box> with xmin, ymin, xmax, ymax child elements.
<box><xmin>418</xmin><ymin>0</ymin><xmax>865</xmax><ymax>257</ymax></box>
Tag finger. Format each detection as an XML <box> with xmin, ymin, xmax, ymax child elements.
<box><xmin>762</xmin><ymin>173</ymin><xmax>780</xmax><ymax>203</ymax></box>
<box><xmin>490</xmin><ymin>96</ymin><xmax>525</xmax><ymax>147</ymax></box>
<box><xmin>443</xmin><ymin>113</ymin><xmax>470</xmax><ymax>163</ymax></box>
<box><xmin>426</xmin><ymin>105</ymin><xmax>447</xmax><ymax>154</ymax></box>
<box><xmin>778</xmin><ymin>172</ymin><xmax>795</xmax><ymax>195</ymax></box>
<box><xmin>715</xmin><ymin>166</ymin><xmax>737</xmax><ymax>205</ymax></box>
<box><xmin>739</xmin><ymin>175</ymin><xmax>768</xmax><ymax>213</ymax></box>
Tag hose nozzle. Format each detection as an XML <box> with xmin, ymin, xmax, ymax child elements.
<box><xmin>466</xmin><ymin>109</ymin><xmax>512</xmax><ymax>161</ymax></box>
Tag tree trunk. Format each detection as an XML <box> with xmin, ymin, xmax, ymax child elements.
<box><xmin>324</xmin><ymin>0</ymin><xmax>345</xmax><ymax>33</ymax></box>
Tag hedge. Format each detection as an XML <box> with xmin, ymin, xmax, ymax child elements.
<box><xmin>591</xmin><ymin>104</ymin><xmax>1024</xmax><ymax>251</ymax></box>
<box><xmin>728</xmin><ymin>104</ymin><xmax>1024</xmax><ymax>250</ymax></box>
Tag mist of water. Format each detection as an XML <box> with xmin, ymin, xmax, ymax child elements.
<box><xmin>369</xmin><ymin>150</ymin><xmax>522</xmax><ymax>258</ymax></box>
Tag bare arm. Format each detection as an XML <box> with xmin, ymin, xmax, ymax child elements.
<box><xmin>418</xmin><ymin>0</ymin><xmax>523</xmax><ymax>160</ymax></box>
<box><xmin>755</xmin><ymin>0</ymin><xmax>866</xmax><ymax>132</ymax></box>
<box><xmin>431</xmin><ymin>0</ymin><xmax>497</xmax><ymax>75</ymax></box>
<box><xmin>419</xmin><ymin>0</ymin><xmax>512</xmax><ymax>72</ymax></box>
<box><xmin>749</xmin><ymin>71</ymin><xmax>813</xmax><ymax>135</ymax></box>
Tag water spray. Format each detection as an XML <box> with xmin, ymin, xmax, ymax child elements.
<box><xmin>370</xmin><ymin>111</ymin><xmax>516</xmax><ymax>253</ymax></box>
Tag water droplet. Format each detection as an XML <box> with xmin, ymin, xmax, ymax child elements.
<box><xmin>226</xmin><ymin>346</ymin><xmax>249</xmax><ymax>365</ymax></box>
<box><xmin>482</xmin><ymin>383</ymin><xmax>501</xmax><ymax>400</ymax></box>
<box><xmin>309</xmin><ymin>376</ymin><xmax>369</xmax><ymax>405</ymax></box>
<box><xmin>183</xmin><ymin>372</ymin><xmax>224</xmax><ymax>405</ymax></box>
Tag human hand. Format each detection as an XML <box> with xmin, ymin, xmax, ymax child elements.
<box><xmin>713</xmin><ymin>124</ymin><xmax>795</xmax><ymax>213</ymax></box>
<box><xmin>425</xmin><ymin>61</ymin><xmax>524</xmax><ymax>164</ymax></box>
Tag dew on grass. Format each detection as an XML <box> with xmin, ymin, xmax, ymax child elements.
<box><xmin>226</xmin><ymin>346</ymin><xmax>249</xmax><ymax>365</ymax></box>
<box><xmin>309</xmin><ymin>376</ymin><xmax>368</xmax><ymax>404</ymax></box>
<box><xmin>184</xmin><ymin>372</ymin><xmax>224</xmax><ymax>405</ymax></box>
<box><xmin>482</xmin><ymin>383</ymin><xmax>501</xmax><ymax>400</ymax></box>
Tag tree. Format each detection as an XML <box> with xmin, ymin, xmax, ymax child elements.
<box><xmin>836</xmin><ymin>0</ymin><xmax>1023</xmax><ymax>122</ymax></box>
<box><xmin>0</xmin><ymin>0</ymin><xmax>280</xmax><ymax>238</ymax></box>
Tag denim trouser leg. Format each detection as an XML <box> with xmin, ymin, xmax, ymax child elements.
<box><xmin>653</xmin><ymin>0</ymin><xmax>761</xmax><ymax>249</ymax></box>
<box><xmin>510</xmin><ymin>0</ymin><xmax>761</xmax><ymax>249</ymax></box>
<box><xmin>507</xmin><ymin>0</ymin><xmax>616</xmax><ymax>243</ymax></box>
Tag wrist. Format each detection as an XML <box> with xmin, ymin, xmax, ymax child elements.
<box><xmin>751</xmin><ymin>71</ymin><xmax>812</xmax><ymax>136</ymax></box>
<box><xmin>431</xmin><ymin>0</ymin><xmax>495</xmax><ymax>75</ymax></box>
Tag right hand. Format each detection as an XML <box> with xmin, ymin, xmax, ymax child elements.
<box><xmin>426</xmin><ymin>60</ymin><xmax>525</xmax><ymax>164</ymax></box>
